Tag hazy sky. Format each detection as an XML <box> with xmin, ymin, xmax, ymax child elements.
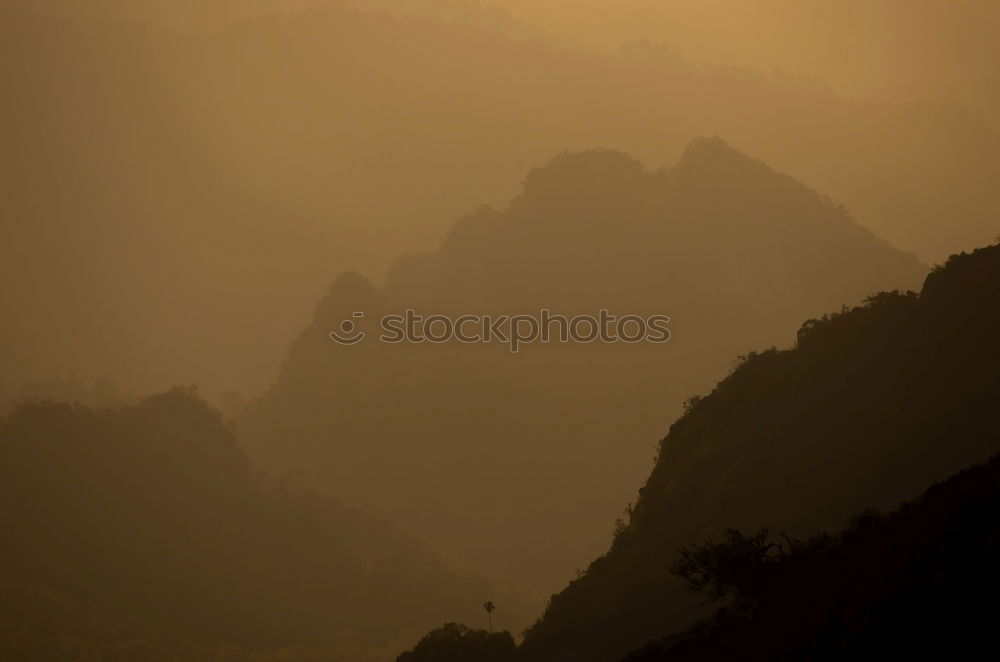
<box><xmin>3</xmin><ymin>0</ymin><xmax>997</xmax><ymax>396</ymax></box>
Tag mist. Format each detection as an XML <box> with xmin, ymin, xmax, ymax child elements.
<box><xmin>2</xmin><ymin>2</ymin><xmax>999</xmax><ymax>660</ymax></box>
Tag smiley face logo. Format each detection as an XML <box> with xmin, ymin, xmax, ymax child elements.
<box><xmin>329</xmin><ymin>312</ymin><xmax>367</xmax><ymax>345</ymax></box>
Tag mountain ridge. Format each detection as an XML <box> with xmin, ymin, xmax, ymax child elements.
<box><xmin>243</xmin><ymin>138</ymin><xmax>926</xmax><ymax>608</ymax></box>
<box><xmin>0</xmin><ymin>389</ymin><xmax>495</xmax><ymax>660</ymax></box>
<box><xmin>517</xmin><ymin>241</ymin><xmax>1000</xmax><ymax>661</ymax></box>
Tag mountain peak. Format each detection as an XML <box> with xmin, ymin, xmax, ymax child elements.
<box><xmin>671</xmin><ymin>136</ymin><xmax>775</xmax><ymax>176</ymax></box>
<box><xmin>310</xmin><ymin>271</ymin><xmax>379</xmax><ymax>327</ymax></box>
<box><xmin>517</xmin><ymin>149</ymin><xmax>648</xmax><ymax>208</ymax></box>
<box><xmin>325</xmin><ymin>271</ymin><xmax>377</xmax><ymax>300</ymax></box>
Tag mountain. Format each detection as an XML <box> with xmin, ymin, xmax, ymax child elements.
<box><xmin>516</xmin><ymin>241</ymin><xmax>1000</xmax><ymax>660</ymax></box>
<box><xmin>0</xmin><ymin>389</ymin><xmax>492</xmax><ymax>661</ymax></box>
<box><xmin>14</xmin><ymin>1</ymin><xmax>1000</xmax><ymax>123</ymax></box>
<box><xmin>494</xmin><ymin>1</ymin><xmax>1000</xmax><ymax>122</ymax></box>
<box><xmin>623</xmin><ymin>451</ymin><xmax>1000</xmax><ymax>660</ymax></box>
<box><xmin>3</xmin><ymin>5</ymin><xmax>998</xmax><ymax>398</ymax></box>
<box><xmin>241</xmin><ymin>139</ymin><xmax>925</xmax><ymax>607</ymax></box>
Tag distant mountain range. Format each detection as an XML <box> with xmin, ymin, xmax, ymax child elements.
<box><xmin>3</xmin><ymin>5</ymin><xmax>998</xmax><ymax>396</ymax></box>
<box><xmin>242</xmin><ymin>138</ymin><xmax>926</xmax><ymax>605</ymax></box>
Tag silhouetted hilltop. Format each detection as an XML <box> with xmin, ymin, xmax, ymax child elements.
<box><xmin>0</xmin><ymin>389</ymin><xmax>491</xmax><ymax>660</ymax></box>
<box><xmin>243</xmin><ymin>140</ymin><xmax>925</xmax><ymax>606</ymax></box>
<box><xmin>518</xmin><ymin>242</ymin><xmax>1000</xmax><ymax>661</ymax></box>
<box><xmin>624</xmin><ymin>450</ymin><xmax>1000</xmax><ymax>660</ymax></box>
<box><xmin>397</xmin><ymin>623</ymin><xmax>517</xmax><ymax>662</ymax></box>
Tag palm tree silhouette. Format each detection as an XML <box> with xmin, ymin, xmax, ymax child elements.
<box><xmin>483</xmin><ymin>601</ymin><xmax>496</xmax><ymax>633</ymax></box>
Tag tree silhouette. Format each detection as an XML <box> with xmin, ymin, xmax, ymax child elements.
<box><xmin>670</xmin><ymin>528</ymin><xmax>783</xmax><ymax>603</ymax></box>
<box><xmin>483</xmin><ymin>601</ymin><xmax>496</xmax><ymax>633</ymax></box>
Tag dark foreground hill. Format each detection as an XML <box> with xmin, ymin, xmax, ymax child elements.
<box><xmin>393</xmin><ymin>241</ymin><xmax>1000</xmax><ymax>660</ymax></box>
<box><xmin>241</xmin><ymin>139</ymin><xmax>924</xmax><ymax>601</ymax></box>
<box><xmin>518</xmin><ymin>242</ymin><xmax>1000</xmax><ymax>660</ymax></box>
<box><xmin>624</xmin><ymin>450</ymin><xmax>1000</xmax><ymax>661</ymax></box>
<box><xmin>0</xmin><ymin>389</ymin><xmax>491</xmax><ymax>661</ymax></box>
<box><xmin>398</xmin><ymin>447</ymin><xmax>1000</xmax><ymax>661</ymax></box>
